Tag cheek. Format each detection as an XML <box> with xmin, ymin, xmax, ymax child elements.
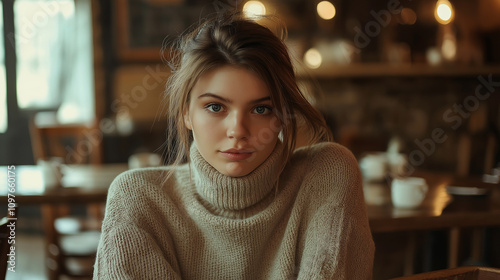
<box><xmin>250</xmin><ymin>117</ymin><xmax>281</xmax><ymax>143</ymax></box>
<box><xmin>258</xmin><ymin>116</ymin><xmax>281</xmax><ymax>134</ymax></box>
<box><xmin>190</xmin><ymin>113</ymin><xmax>223</xmax><ymax>138</ymax></box>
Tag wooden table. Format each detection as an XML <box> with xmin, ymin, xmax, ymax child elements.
<box><xmin>364</xmin><ymin>171</ymin><xmax>500</xmax><ymax>273</ymax></box>
<box><xmin>366</xmin><ymin>172</ymin><xmax>500</xmax><ymax>232</ymax></box>
<box><xmin>8</xmin><ymin>167</ymin><xmax>497</xmax><ymax>226</ymax></box>
<box><xmin>3</xmin><ymin>166</ymin><xmax>499</xmax><ymax>233</ymax></box>
<box><xmin>0</xmin><ymin>164</ymin><xmax>129</xmax><ymax>205</ymax></box>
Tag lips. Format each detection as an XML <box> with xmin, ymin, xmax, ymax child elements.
<box><xmin>220</xmin><ymin>149</ymin><xmax>254</xmax><ymax>161</ymax></box>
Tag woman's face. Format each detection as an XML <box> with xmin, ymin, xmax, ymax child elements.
<box><xmin>185</xmin><ymin>65</ymin><xmax>281</xmax><ymax>177</ymax></box>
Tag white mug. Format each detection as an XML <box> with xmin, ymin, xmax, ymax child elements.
<box><xmin>37</xmin><ymin>158</ymin><xmax>63</xmax><ymax>189</ymax></box>
<box><xmin>391</xmin><ymin>177</ymin><xmax>428</xmax><ymax>209</ymax></box>
<box><xmin>359</xmin><ymin>152</ymin><xmax>388</xmax><ymax>182</ymax></box>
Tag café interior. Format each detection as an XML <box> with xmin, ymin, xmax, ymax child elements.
<box><xmin>0</xmin><ymin>0</ymin><xmax>500</xmax><ymax>279</ymax></box>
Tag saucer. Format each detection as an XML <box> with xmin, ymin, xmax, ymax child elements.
<box><xmin>446</xmin><ymin>185</ymin><xmax>490</xmax><ymax>196</ymax></box>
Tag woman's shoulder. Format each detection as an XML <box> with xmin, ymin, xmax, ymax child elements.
<box><xmin>292</xmin><ymin>141</ymin><xmax>358</xmax><ymax>171</ymax></box>
<box><xmin>111</xmin><ymin>166</ymin><xmax>168</xmax><ymax>185</ymax></box>
<box><xmin>108</xmin><ymin>165</ymin><xmax>187</xmax><ymax>198</ymax></box>
<box><xmin>103</xmin><ymin>164</ymin><xmax>191</xmax><ymax>226</ymax></box>
<box><xmin>289</xmin><ymin>142</ymin><xmax>362</xmax><ymax>204</ymax></box>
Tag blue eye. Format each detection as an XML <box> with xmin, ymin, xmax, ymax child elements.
<box><xmin>206</xmin><ymin>103</ymin><xmax>223</xmax><ymax>113</ymax></box>
<box><xmin>253</xmin><ymin>106</ymin><xmax>272</xmax><ymax>115</ymax></box>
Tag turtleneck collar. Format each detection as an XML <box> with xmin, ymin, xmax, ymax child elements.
<box><xmin>189</xmin><ymin>142</ymin><xmax>283</xmax><ymax>212</ymax></box>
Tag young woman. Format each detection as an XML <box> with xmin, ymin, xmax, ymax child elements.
<box><xmin>94</xmin><ymin>13</ymin><xmax>374</xmax><ymax>279</ymax></box>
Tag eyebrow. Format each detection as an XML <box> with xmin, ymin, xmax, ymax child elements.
<box><xmin>198</xmin><ymin>93</ymin><xmax>271</xmax><ymax>104</ymax></box>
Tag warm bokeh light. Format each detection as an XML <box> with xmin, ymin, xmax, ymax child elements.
<box><xmin>317</xmin><ymin>1</ymin><xmax>336</xmax><ymax>20</ymax></box>
<box><xmin>442</xmin><ymin>36</ymin><xmax>457</xmax><ymax>60</ymax></box>
<box><xmin>437</xmin><ymin>4</ymin><xmax>452</xmax><ymax>20</ymax></box>
<box><xmin>426</xmin><ymin>47</ymin><xmax>442</xmax><ymax>65</ymax></box>
<box><xmin>304</xmin><ymin>48</ymin><xmax>322</xmax><ymax>69</ymax></box>
<box><xmin>435</xmin><ymin>0</ymin><xmax>454</xmax><ymax>25</ymax></box>
<box><xmin>243</xmin><ymin>1</ymin><xmax>266</xmax><ymax>18</ymax></box>
<box><xmin>400</xmin><ymin>8</ymin><xmax>417</xmax><ymax>25</ymax></box>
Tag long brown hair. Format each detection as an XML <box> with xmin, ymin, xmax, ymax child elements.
<box><xmin>162</xmin><ymin>12</ymin><xmax>332</xmax><ymax>178</ymax></box>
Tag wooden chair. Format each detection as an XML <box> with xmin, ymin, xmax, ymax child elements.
<box><xmin>391</xmin><ymin>266</ymin><xmax>500</xmax><ymax>280</ymax></box>
<box><xmin>449</xmin><ymin>130</ymin><xmax>498</xmax><ymax>269</ymax></box>
<box><xmin>42</xmin><ymin>205</ymin><xmax>101</xmax><ymax>279</ymax></box>
<box><xmin>29</xmin><ymin>112</ymin><xmax>103</xmax><ymax>165</ymax></box>
<box><xmin>0</xmin><ymin>217</ymin><xmax>10</xmax><ymax>280</ymax></box>
<box><xmin>29</xmin><ymin>112</ymin><xmax>104</xmax><ymax>280</ymax></box>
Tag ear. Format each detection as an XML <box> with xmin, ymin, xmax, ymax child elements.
<box><xmin>183</xmin><ymin>110</ymin><xmax>192</xmax><ymax>130</ymax></box>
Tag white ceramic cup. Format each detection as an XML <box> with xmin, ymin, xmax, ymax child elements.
<box><xmin>391</xmin><ymin>177</ymin><xmax>428</xmax><ymax>209</ymax></box>
<box><xmin>359</xmin><ymin>152</ymin><xmax>388</xmax><ymax>182</ymax></box>
<box><xmin>37</xmin><ymin>158</ymin><xmax>63</xmax><ymax>189</ymax></box>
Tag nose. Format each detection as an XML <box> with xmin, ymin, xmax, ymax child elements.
<box><xmin>226</xmin><ymin>111</ymin><xmax>249</xmax><ymax>140</ymax></box>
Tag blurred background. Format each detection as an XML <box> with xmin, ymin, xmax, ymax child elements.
<box><xmin>2</xmin><ymin>0</ymin><xmax>500</xmax><ymax>172</ymax></box>
<box><xmin>0</xmin><ymin>0</ymin><xmax>499</xmax><ymax>279</ymax></box>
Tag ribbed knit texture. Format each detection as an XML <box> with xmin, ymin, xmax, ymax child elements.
<box><xmin>93</xmin><ymin>142</ymin><xmax>375</xmax><ymax>279</ymax></box>
<box><xmin>190</xmin><ymin>142</ymin><xmax>283</xmax><ymax>217</ymax></box>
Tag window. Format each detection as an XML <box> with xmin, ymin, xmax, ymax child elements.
<box><xmin>14</xmin><ymin>0</ymin><xmax>76</xmax><ymax>109</ymax></box>
<box><xmin>4</xmin><ymin>0</ymin><xmax>94</xmax><ymax>124</ymax></box>
<box><xmin>0</xmin><ymin>4</ymin><xmax>7</xmax><ymax>133</ymax></box>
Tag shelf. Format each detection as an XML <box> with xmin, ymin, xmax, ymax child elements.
<box><xmin>296</xmin><ymin>63</ymin><xmax>500</xmax><ymax>79</ymax></box>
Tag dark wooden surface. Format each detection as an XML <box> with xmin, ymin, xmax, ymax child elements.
<box><xmin>2</xmin><ymin>166</ymin><xmax>500</xmax><ymax>233</ymax></box>
<box><xmin>366</xmin><ymin>171</ymin><xmax>500</xmax><ymax>232</ymax></box>
<box><xmin>0</xmin><ymin>164</ymin><xmax>128</xmax><ymax>204</ymax></box>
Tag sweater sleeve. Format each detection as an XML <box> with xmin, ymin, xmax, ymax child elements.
<box><xmin>296</xmin><ymin>143</ymin><xmax>375</xmax><ymax>280</ymax></box>
<box><xmin>93</xmin><ymin>170</ymin><xmax>182</xmax><ymax>280</ymax></box>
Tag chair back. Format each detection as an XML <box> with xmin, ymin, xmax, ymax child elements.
<box><xmin>29</xmin><ymin>112</ymin><xmax>103</xmax><ymax>165</ymax></box>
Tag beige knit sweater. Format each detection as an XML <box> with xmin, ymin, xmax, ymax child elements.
<box><xmin>93</xmin><ymin>142</ymin><xmax>374</xmax><ymax>279</ymax></box>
